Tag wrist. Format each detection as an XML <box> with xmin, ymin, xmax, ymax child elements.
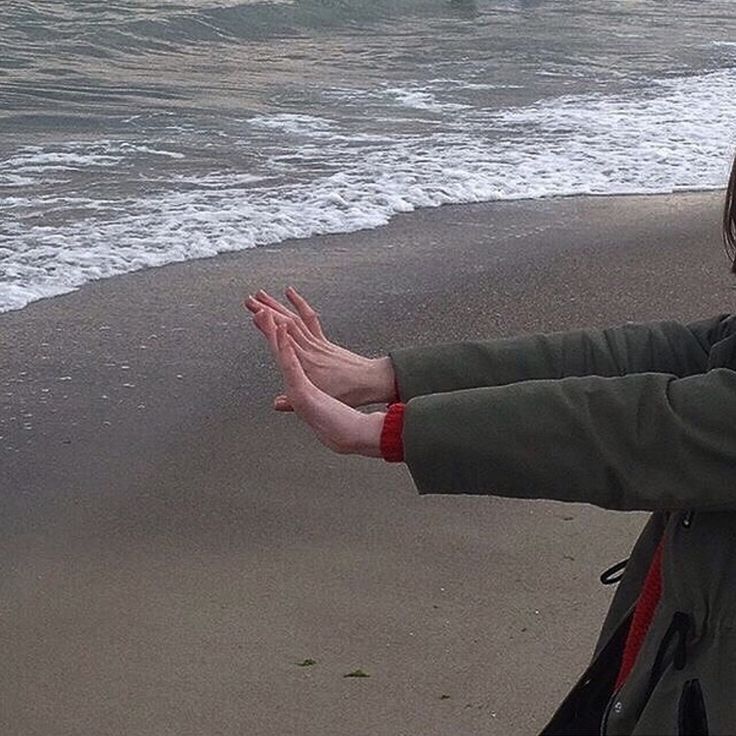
<box><xmin>350</xmin><ymin>411</ymin><xmax>385</xmax><ymax>457</ymax></box>
<box><xmin>359</xmin><ymin>356</ymin><xmax>396</xmax><ymax>405</ymax></box>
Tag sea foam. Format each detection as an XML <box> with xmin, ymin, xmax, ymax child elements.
<box><xmin>2</xmin><ymin>67</ymin><xmax>736</xmax><ymax>313</ymax></box>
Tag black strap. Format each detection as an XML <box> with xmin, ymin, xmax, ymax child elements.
<box><xmin>600</xmin><ymin>558</ymin><xmax>629</xmax><ymax>585</ymax></box>
<box><xmin>648</xmin><ymin>611</ymin><xmax>691</xmax><ymax>694</ymax></box>
<box><xmin>635</xmin><ymin>611</ymin><xmax>691</xmax><ymax>724</ymax></box>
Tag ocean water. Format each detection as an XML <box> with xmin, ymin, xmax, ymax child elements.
<box><xmin>2</xmin><ymin>0</ymin><xmax>736</xmax><ymax>313</ymax></box>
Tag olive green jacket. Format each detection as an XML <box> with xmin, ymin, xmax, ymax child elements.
<box><xmin>389</xmin><ymin>314</ymin><xmax>736</xmax><ymax>735</ymax></box>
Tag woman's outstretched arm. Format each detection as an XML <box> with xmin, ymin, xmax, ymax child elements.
<box><xmin>399</xmin><ymin>367</ymin><xmax>736</xmax><ymax>512</ymax></box>
<box><xmin>389</xmin><ymin>314</ymin><xmax>735</xmax><ymax>401</ymax></box>
<box><xmin>257</xmin><ymin>308</ymin><xmax>736</xmax><ymax>513</ymax></box>
<box><xmin>246</xmin><ymin>289</ymin><xmax>735</xmax><ymax>405</ymax></box>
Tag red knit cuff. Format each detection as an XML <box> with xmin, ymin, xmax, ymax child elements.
<box><xmin>380</xmin><ymin>402</ymin><xmax>406</xmax><ymax>463</ymax></box>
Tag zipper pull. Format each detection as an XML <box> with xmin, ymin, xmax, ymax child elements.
<box><xmin>681</xmin><ymin>510</ymin><xmax>695</xmax><ymax>529</ymax></box>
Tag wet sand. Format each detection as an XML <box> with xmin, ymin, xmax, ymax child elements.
<box><xmin>0</xmin><ymin>191</ymin><xmax>730</xmax><ymax>735</ymax></box>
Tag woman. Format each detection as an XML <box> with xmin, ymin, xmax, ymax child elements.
<box><xmin>244</xmin><ymin>157</ymin><xmax>736</xmax><ymax>735</ymax></box>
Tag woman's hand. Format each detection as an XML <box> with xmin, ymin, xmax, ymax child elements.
<box><xmin>269</xmin><ymin>318</ymin><xmax>385</xmax><ymax>457</ymax></box>
<box><xmin>245</xmin><ymin>286</ymin><xmax>395</xmax><ymax>412</ymax></box>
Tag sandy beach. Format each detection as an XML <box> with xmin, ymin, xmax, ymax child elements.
<box><xmin>1</xmin><ymin>190</ymin><xmax>731</xmax><ymax>735</ymax></box>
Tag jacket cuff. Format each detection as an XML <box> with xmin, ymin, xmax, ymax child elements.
<box><xmin>380</xmin><ymin>402</ymin><xmax>406</xmax><ymax>463</ymax></box>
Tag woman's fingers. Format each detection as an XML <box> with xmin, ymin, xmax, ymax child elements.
<box><xmin>285</xmin><ymin>286</ymin><xmax>327</xmax><ymax>340</ymax></box>
<box><xmin>255</xmin><ymin>290</ymin><xmax>300</xmax><ymax>322</ymax></box>
<box><xmin>246</xmin><ymin>294</ymin><xmax>322</xmax><ymax>350</ymax></box>
<box><xmin>245</xmin><ymin>291</ymin><xmax>302</xmax><ymax>333</ymax></box>
<box><xmin>275</xmin><ymin>322</ymin><xmax>312</xmax><ymax>408</ymax></box>
<box><xmin>246</xmin><ymin>288</ymin><xmax>327</xmax><ymax>343</ymax></box>
<box><xmin>250</xmin><ymin>301</ymin><xmax>320</xmax><ymax>352</ymax></box>
<box><xmin>243</xmin><ymin>295</ymin><xmax>259</xmax><ymax>314</ymax></box>
<box><xmin>254</xmin><ymin>309</ymin><xmax>312</xmax><ymax>373</ymax></box>
<box><xmin>251</xmin><ymin>317</ymin><xmax>302</xmax><ymax>412</ymax></box>
<box><xmin>272</xmin><ymin>310</ymin><xmax>320</xmax><ymax>351</ymax></box>
<box><xmin>252</xmin><ymin>308</ymin><xmax>280</xmax><ymax>359</ymax></box>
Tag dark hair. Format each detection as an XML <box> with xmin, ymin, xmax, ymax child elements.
<box><xmin>723</xmin><ymin>152</ymin><xmax>736</xmax><ymax>273</ymax></box>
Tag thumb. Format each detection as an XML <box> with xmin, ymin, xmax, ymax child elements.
<box><xmin>273</xmin><ymin>394</ymin><xmax>294</xmax><ymax>412</ymax></box>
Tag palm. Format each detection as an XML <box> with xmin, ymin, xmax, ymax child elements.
<box><xmin>266</xmin><ymin>320</ymin><xmax>384</xmax><ymax>458</ymax></box>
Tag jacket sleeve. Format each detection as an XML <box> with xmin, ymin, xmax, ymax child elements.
<box><xmin>389</xmin><ymin>314</ymin><xmax>735</xmax><ymax>400</ymax></box>
<box><xmin>402</xmin><ymin>367</ymin><xmax>736</xmax><ymax>512</ymax></box>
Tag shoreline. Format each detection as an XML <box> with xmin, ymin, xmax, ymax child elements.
<box><xmin>1</xmin><ymin>190</ymin><xmax>731</xmax><ymax>735</ymax></box>
<box><xmin>1</xmin><ymin>186</ymin><xmax>726</xmax><ymax>318</ymax></box>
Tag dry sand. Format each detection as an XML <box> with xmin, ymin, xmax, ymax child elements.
<box><xmin>0</xmin><ymin>191</ymin><xmax>731</xmax><ymax>735</ymax></box>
